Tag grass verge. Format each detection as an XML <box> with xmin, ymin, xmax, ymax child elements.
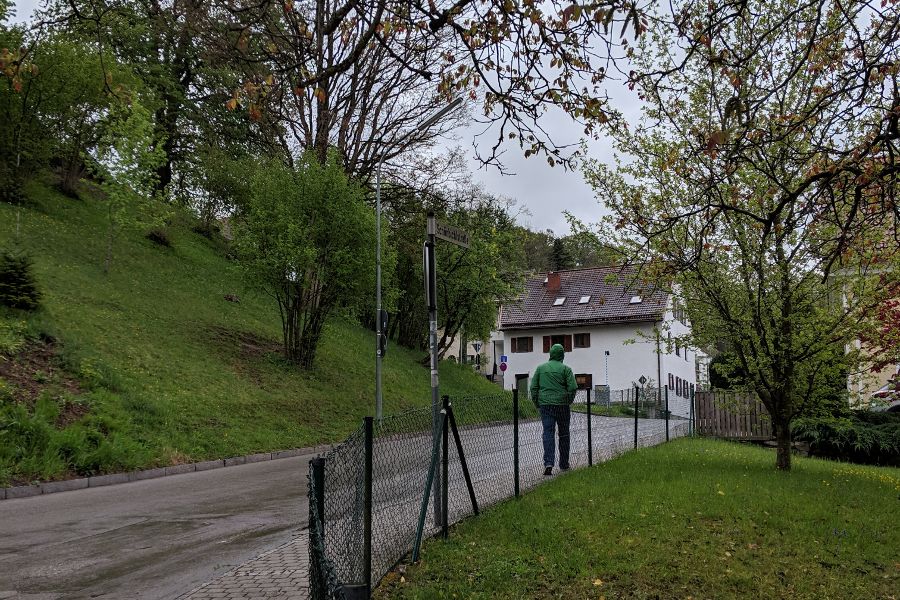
<box><xmin>378</xmin><ymin>438</ymin><xmax>900</xmax><ymax>600</ymax></box>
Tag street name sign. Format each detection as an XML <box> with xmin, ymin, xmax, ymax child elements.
<box><xmin>434</xmin><ymin>219</ymin><xmax>470</xmax><ymax>248</ymax></box>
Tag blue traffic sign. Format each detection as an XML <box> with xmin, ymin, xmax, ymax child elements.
<box><xmin>500</xmin><ymin>355</ymin><xmax>508</xmax><ymax>363</ymax></box>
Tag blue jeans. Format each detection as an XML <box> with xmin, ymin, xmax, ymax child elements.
<box><xmin>539</xmin><ymin>405</ymin><xmax>570</xmax><ymax>469</ymax></box>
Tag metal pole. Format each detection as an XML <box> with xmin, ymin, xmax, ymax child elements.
<box><xmin>587</xmin><ymin>388</ymin><xmax>593</xmax><ymax>466</ymax></box>
<box><xmin>634</xmin><ymin>384</ymin><xmax>639</xmax><ymax>449</ymax></box>
<box><xmin>665</xmin><ymin>385</ymin><xmax>670</xmax><ymax>441</ymax></box>
<box><xmin>363</xmin><ymin>417</ymin><xmax>373</xmax><ymax>593</ymax></box>
<box><xmin>375</xmin><ymin>163</ymin><xmax>383</xmax><ymax>421</ymax></box>
<box><xmin>447</xmin><ymin>402</ymin><xmax>478</xmax><ymax>515</ymax></box>
<box><xmin>412</xmin><ymin>410</ymin><xmax>445</xmax><ymax>562</ymax></box>
<box><xmin>426</xmin><ymin>211</ymin><xmax>441</xmax><ymax>524</ymax></box>
<box><xmin>312</xmin><ymin>457</ymin><xmax>326</xmax><ymax>539</ymax></box>
<box><xmin>441</xmin><ymin>395</ymin><xmax>449</xmax><ymax>539</ymax></box>
<box><xmin>513</xmin><ymin>388</ymin><xmax>520</xmax><ymax>498</ymax></box>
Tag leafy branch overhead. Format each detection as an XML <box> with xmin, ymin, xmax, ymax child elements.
<box><xmin>212</xmin><ymin>0</ymin><xmax>648</xmax><ymax>167</ymax></box>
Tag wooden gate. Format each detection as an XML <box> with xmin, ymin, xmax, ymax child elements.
<box><xmin>695</xmin><ymin>391</ymin><xmax>772</xmax><ymax>440</ymax></box>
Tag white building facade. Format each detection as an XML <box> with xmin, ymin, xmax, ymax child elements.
<box><xmin>498</xmin><ymin>267</ymin><xmax>697</xmax><ymax>413</ymax></box>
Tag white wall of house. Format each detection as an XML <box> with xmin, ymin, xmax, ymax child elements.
<box><xmin>502</xmin><ymin>322</ymin><xmax>661</xmax><ymax>394</ymax></box>
<box><xmin>501</xmin><ymin>315</ymin><xmax>697</xmax><ymax>418</ymax></box>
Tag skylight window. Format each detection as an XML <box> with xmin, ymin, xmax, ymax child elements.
<box><xmin>629</xmin><ymin>295</ymin><xmax>643</xmax><ymax>304</ymax></box>
<box><xmin>579</xmin><ymin>295</ymin><xmax>591</xmax><ymax>304</ymax></box>
<box><xmin>553</xmin><ymin>297</ymin><xmax>566</xmax><ymax>306</ymax></box>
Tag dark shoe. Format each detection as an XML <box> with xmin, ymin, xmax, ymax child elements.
<box><xmin>544</xmin><ymin>466</ymin><xmax>553</xmax><ymax>476</ymax></box>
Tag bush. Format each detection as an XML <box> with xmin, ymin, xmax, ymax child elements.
<box><xmin>0</xmin><ymin>250</ymin><xmax>41</xmax><ymax>310</ymax></box>
<box><xmin>0</xmin><ymin>164</ymin><xmax>25</xmax><ymax>205</ymax></box>
<box><xmin>791</xmin><ymin>414</ymin><xmax>900</xmax><ymax>467</ymax></box>
<box><xmin>145</xmin><ymin>227</ymin><xmax>172</xmax><ymax>247</ymax></box>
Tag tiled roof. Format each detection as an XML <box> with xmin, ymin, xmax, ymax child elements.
<box><xmin>499</xmin><ymin>266</ymin><xmax>668</xmax><ymax>330</ymax></box>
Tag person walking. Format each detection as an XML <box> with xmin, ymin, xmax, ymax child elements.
<box><xmin>529</xmin><ymin>343</ymin><xmax>577</xmax><ymax>476</ymax></box>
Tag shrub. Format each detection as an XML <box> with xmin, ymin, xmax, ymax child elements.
<box><xmin>791</xmin><ymin>415</ymin><xmax>900</xmax><ymax>467</ymax></box>
<box><xmin>0</xmin><ymin>164</ymin><xmax>25</xmax><ymax>205</ymax></box>
<box><xmin>0</xmin><ymin>250</ymin><xmax>41</xmax><ymax>310</ymax></box>
<box><xmin>145</xmin><ymin>227</ymin><xmax>172</xmax><ymax>247</ymax></box>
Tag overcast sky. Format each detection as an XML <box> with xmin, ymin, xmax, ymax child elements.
<box><xmin>10</xmin><ymin>0</ymin><xmax>634</xmax><ymax>235</ymax></box>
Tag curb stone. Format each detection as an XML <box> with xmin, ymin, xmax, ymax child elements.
<box><xmin>0</xmin><ymin>444</ymin><xmax>333</xmax><ymax>501</ymax></box>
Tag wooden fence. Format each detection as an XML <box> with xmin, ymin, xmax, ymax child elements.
<box><xmin>695</xmin><ymin>391</ymin><xmax>772</xmax><ymax>440</ymax></box>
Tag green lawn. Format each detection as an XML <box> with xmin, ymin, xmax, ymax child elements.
<box><xmin>0</xmin><ymin>179</ymin><xmax>501</xmax><ymax>485</ymax></box>
<box><xmin>378</xmin><ymin>438</ymin><xmax>900</xmax><ymax>600</ymax></box>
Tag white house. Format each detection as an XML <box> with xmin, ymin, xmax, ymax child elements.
<box><xmin>498</xmin><ymin>267</ymin><xmax>697</xmax><ymax>411</ymax></box>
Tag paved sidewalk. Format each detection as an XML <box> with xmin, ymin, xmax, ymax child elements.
<box><xmin>180</xmin><ymin>532</ymin><xmax>310</xmax><ymax>600</ymax></box>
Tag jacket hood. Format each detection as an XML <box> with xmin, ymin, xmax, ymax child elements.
<box><xmin>549</xmin><ymin>343</ymin><xmax>565</xmax><ymax>361</ymax></box>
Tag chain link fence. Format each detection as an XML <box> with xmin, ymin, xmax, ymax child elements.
<box><xmin>308</xmin><ymin>387</ymin><xmax>694</xmax><ymax>598</ymax></box>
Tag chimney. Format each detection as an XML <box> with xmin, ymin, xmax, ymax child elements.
<box><xmin>547</xmin><ymin>272</ymin><xmax>561</xmax><ymax>293</ymax></box>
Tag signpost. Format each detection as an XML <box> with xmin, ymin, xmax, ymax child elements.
<box><xmin>424</xmin><ymin>210</ymin><xmax>469</xmax><ymax>526</ymax></box>
<box><xmin>434</xmin><ymin>220</ymin><xmax>470</xmax><ymax>248</ymax></box>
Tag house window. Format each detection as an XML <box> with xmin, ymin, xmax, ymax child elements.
<box><xmin>511</xmin><ymin>337</ymin><xmax>533</xmax><ymax>353</ymax></box>
<box><xmin>579</xmin><ymin>295</ymin><xmax>591</xmax><ymax>304</ymax></box>
<box><xmin>553</xmin><ymin>297</ymin><xmax>566</xmax><ymax>306</ymax></box>
<box><xmin>668</xmin><ymin>373</ymin><xmax>674</xmax><ymax>390</ymax></box>
<box><xmin>543</xmin><ymin>335</ymin><xmax>572</xmax><ymax>352</ymax></box>
<box><xmin>689</xmin><ymin>383</ymin><xmax>695</xmax><ymax>398</ymax></box>
<box><xmin>676</xmin><ymin>377</ymin><xmax>682</xmax><ymax>397</ymax></box>
<box><xmin>574</xmin><ymin>333</ymin><xmax>590</xmax><ymax>348</ymax></box>
<box><xmin>575</xmin><ymin>374</ymin><xmax>593</xmax><ymax>390</ymax></box>
<box><xmin>675</xmin><ymin>343</ymin><xmax>680</xmax><ymax>357</ymax></box>
<box><xmin>629</xmin><ymin>295</ymin><xmax>642</xmax><ymax>304</ymax></box>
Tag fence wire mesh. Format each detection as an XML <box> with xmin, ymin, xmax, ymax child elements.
<box><xmin>307</xmin><ymin>387</ymin><xmax>693</xmax><ymax>595</ymax></box>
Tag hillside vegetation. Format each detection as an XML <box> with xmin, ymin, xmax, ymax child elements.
<box><xmin>0</xmin><ymin>179</ymin><xmax>500</xmax><ymax>486</ymax></box>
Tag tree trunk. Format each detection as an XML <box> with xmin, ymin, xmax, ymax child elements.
<box><xmin>775</xmin><ymin>416</ymin><xmax>792</xmax><ymax>471</ymax></box>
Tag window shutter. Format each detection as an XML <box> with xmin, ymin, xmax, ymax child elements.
<box><xmin>583</xmin><ymin>333</ymin><xmax>590</xmax><ymax>348</ymax></box>
<box><xmin>563</xmin><ymin>335</ymin><xmax>572</xmax><ymax>352</ymax></box>
<box><xmin>543</xmin><ymin>336</ymin><xmax>551</xmax><ymax>353</ymax></box>
<box><xmin>511</xmin><ymin>338</ymin><xmax>518</xmax><ymax>353</ymax></box>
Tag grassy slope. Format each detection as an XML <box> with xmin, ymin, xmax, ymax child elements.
<box><xmin>0</xmin><ymin>179</ymin><xmax>500</xmax><ymax>484</ymax></box>
<box><xmin>380</xmin><ymin>438</ymin><xmax>900</xmax><ymax>600</ymax></box>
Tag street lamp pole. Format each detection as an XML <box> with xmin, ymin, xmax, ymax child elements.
<box><xmin>375</xmin><ymin>97</ymin><xmax>463</xmax><ymax>421</ymax></box>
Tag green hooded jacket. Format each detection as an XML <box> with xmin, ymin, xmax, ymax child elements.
<box><xmin>529</xmin><ymin>343</ymin><xmax>577</xmax><ymax>406</ymax></box>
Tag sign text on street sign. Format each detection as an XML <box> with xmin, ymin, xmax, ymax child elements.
<box><xmin>434</xmin><ymin>220</ymin><xmax>470</xmax><ymax>248</ymax></box>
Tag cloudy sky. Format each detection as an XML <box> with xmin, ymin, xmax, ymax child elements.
<box><xmin>10</xmin><ymin>0</ymin><xmax>632</xmax><ymax>235</ymax></box>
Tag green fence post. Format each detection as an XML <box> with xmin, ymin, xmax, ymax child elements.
<box><xmin>441</xmin><ymin>395</ymin><xmax>449</xmax><ymax>539</ymax></box>
<box><xmin>513</xmin><ymin>388</ymin><xmax>520</xmax><ymax>498</ymax></box>
<box><xmin>665</xmin><ymin>386</ymin><xmax>669</xmax><ymax>442</ymax></box>
<box><xmin>363</xmin><ymin>417</ymin><xmax>373</xmax><ymax>594</ymax></box>
<box><xmin>634</xmin><ymin>385</ymin><xmax>639</xmax><ymax>449</ymax></box>
<box><xmin>587</xmin><ymin>388</ymin><xmax>593</xmax><ymax>466</ymax></box>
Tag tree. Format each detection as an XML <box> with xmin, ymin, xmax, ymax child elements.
<box><xmin>212</xmin><ymin>0</ymin><xmax>649</xmax><ymax>169</ymax></box>
<box><xmin>231</xmin><ymin>152</ymin><xmax>377</xmax><ymax>369</ymax></box>
<box><xmin>51</xmin><ymin>0</ymin><xmax>271</xmax><ymax>201</ymax></box>
<box><xmin>433</xmin><ymin>194</ymin><xmax>524</xmax><ymax>360</ymax></box>
<box><xmin>92</xmin><ymin>96</ymin><xmax>168</xmax><ymax>273</ymax></box>
<box><xmin>587</xmin><ymin>0</ymin><xmax>899</xmax><ymax>470</ymax></box>
<box><xmin>550</xmin><ymin>237</ymin><xmax>574</xmax><ymax>271</ymax></box>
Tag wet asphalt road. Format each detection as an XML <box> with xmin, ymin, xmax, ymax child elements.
<box><xmin>0</xmin><ymin>452</ymin><xmax>318</xmax><ymax>600</ymax></box>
